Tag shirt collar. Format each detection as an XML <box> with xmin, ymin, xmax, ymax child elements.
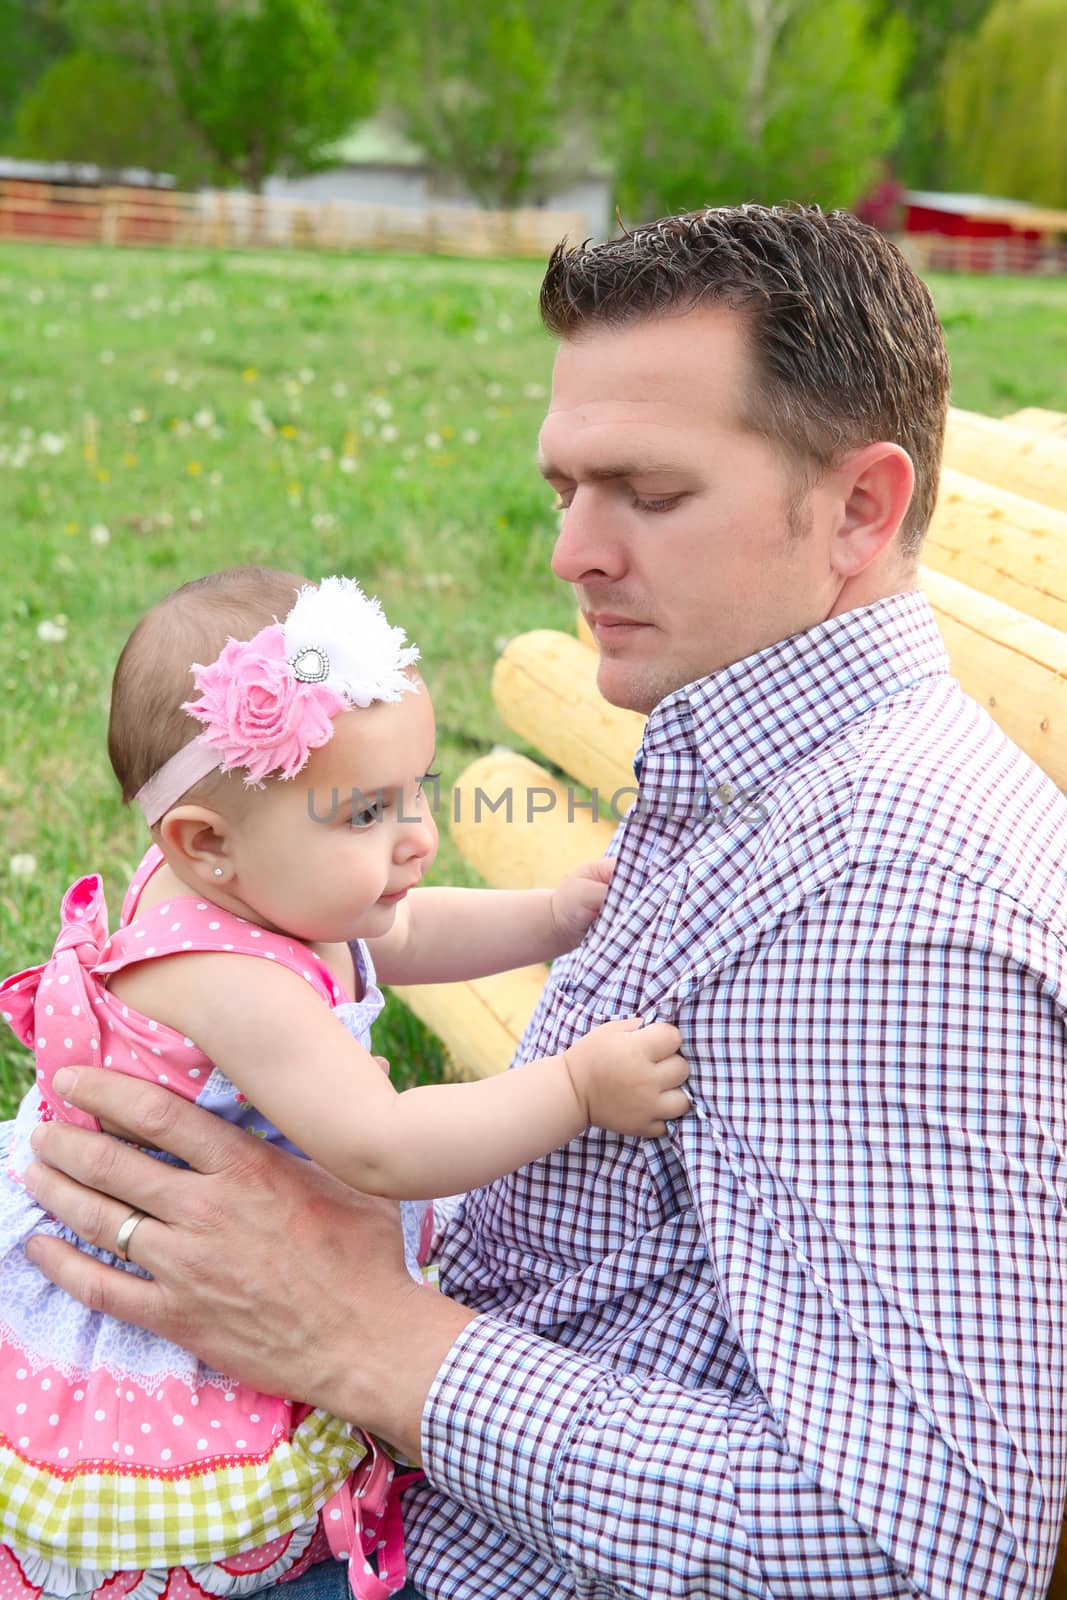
<box><xmin>636</xmin><ymin>590</ymin><xmax>951</xmax><ymax>802</ymax></box>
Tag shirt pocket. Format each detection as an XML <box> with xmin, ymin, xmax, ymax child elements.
<box><xmin>547</xmin><ymin>865</ymin><xmax>691</xmax><ymax>1026</ymax></box>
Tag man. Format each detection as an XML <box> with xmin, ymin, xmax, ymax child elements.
<box><xmin>24</xmin><ymin>205</ymin><xmax>1067</xmax><ymax>1599</ymax></box>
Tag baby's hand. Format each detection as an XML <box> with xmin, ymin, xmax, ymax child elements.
<box><xmin>563</xmin><ymin>1016</ymin><xmax>690</xmax><ymax>1138</ymax></box>
<box><xmin>550</xmin><ymin>857</ymin><xmax>614</xmax><ymax>950</ymax></box>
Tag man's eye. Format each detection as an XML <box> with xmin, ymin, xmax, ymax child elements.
<box><xmin>632</xmin><ymin>494</ymin><xmax>681</xmax><ymax>513</ymax></box>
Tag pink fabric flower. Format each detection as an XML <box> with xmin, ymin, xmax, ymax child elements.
<box><xmin>183</xmin><ymin>624</ymin><xmax>344</xmax><ymax>784</ymax></box>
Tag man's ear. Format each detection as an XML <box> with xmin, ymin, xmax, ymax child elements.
<box><xmin>830</xmin><ymin>442</ymin><xmax>915</xmax><ymax>578</ymax></box>
<box><xmin>158</xmin><ymin>806</ymin><xmax>233</xmax><ymax>887</ymax></box>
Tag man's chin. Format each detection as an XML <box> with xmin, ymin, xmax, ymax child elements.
<box><xmin>595</xmin><ymin>658</ymin><xmax>665</xmax><ymax>718</ymax></box>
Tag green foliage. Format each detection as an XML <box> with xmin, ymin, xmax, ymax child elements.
<box><xmin>941</xmin><ymin>0</ymin><xmax>1067</xmax><ymax>207</ymax></box>
<box><xmin>386</xmin><ymin>0</ymin><xmax>608</xmax><ymax>209</ymax></box>
<box><xmin>605</xmin><ymin>0</ymin><xmax>910</xmax><ymax>220</ymax></box>
<box><xmin>61</xmin><ymin>0</ymin><xmax>383</xmax><ymax>189</ymax></box>
<box><xmin>869</xmin><ymin>0</ymin><xmax>996</xmax><ymax>186</ymax></box>
<box><xmin>0</xmin><ymin>0</ymin><xmax>71</xmax><ymax>143</ymax></box>
<box><xmin>13</xmin><ymin>50</ymin><xmax>202</xmax><ymax>180</ymax></box>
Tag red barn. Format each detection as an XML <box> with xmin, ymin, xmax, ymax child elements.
<box><xmin>902</xmin><ymin>190</ymin><xmax>1067</xmax><ymax>273</ymax></box>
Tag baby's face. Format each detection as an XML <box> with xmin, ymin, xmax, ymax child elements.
<box><xmin>224</xmin><ymin>682</ymin><xmax>439</xmax><ymax>944</ymax></box>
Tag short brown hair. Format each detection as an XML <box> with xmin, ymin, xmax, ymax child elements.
<box><xmin>109</xmin><ymin>566</ymin><xmax>308</xmax><ymax>805</ymax></box>
<box><xmin>540</xmin><ymin>204</ymin><xmax>950</xmax><ymax>555</ymax></box>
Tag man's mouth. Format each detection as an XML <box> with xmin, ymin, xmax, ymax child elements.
<box><xmin>586</xmin><ymin>610</ymin><xmax>648</xmax><ymax>638</ymax></box>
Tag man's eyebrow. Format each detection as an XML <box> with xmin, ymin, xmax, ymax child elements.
<box><xmin>536</xmin><ymin>457</ymin><xmax>683</xmax><ymax>481</ymax></box>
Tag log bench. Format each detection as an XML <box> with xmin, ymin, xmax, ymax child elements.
<box><xmin>394</xmin><ymin>405</ymin><xmax>1067</xmax><ymax>1592</ymax></box>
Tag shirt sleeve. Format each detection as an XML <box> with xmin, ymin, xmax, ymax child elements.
<box><xmin>419</xmin><ymin>859</ymin><xmax>1067</xmax><ymax>1600</ymax></box>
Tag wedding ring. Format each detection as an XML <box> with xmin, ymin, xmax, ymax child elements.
<box><xmin>115</xmin><ymin>1208</ymin><xmax>148</xmax><ymax>1262</ymax></box>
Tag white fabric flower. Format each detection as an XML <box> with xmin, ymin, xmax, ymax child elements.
<box><xmin>283</xmin><ymin>577</ymin><xmax>420</xmax><ymax>708</ymax></box>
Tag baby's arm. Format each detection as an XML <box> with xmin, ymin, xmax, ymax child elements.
<box><xmin>110</xmin><ymin>950</ymin><xmax>688</xmax><ymax>1200</ymax></box>
<box><xmin>370</xmin><ymin>859</ymin><xmax>613</xmax><ymax>985</ymax></box>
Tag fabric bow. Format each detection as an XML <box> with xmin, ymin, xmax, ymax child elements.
<box><xmin>0</xmin><ymin>874</ymin><xmax>110</xmax><ymax>1128</ymax></box>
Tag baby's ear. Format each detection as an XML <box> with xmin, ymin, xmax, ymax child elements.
<box><xmin>158</xmin><ymin>805</ymin><xmax>232</xmax><ymax>886</ymax></box>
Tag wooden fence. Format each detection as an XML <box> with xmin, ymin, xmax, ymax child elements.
<box><xmin>0</xmin><ymin>177</ymin><xmax>587</xmax><ymax>260</ymax></box>
<box><xmin>900</xmin><ymin>231</ymin><xmax>1067</xmax><ymax>275</ymax></box>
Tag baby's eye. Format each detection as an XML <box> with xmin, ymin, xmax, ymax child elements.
<box><xmin>349</xmin><ymin>808</ymin><xmax>380</xmax><ymax>830</ymax></box>
<box><xmin>349</xmin><ymin>794</ymin><xmax>386</xmax><ymax>829</ymax></box>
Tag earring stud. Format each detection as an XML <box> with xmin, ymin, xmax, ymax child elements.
<box><xmin>212</xmin><ymin>867</ymin><xmax>224</xmax><ymax>878</ymax></box>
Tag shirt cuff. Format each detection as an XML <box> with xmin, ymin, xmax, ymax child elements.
<box><xmin>420</xmin><ymin>1312</ymin><xmax>605</xmax><ymax>1556</ymax></box>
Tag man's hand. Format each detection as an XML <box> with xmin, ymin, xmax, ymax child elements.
<box><xmin>24</xmin><ymin>1067</ymin><xmax>476</xmax><ymax>1462</ymax></box>
<box><xmin>549</xmin><ymin>857</ymin><xmax>614</xmax><ymax>951</ymax></box>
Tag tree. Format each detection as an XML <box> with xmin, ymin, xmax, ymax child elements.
<box><xmin>941</xmin><ymin>0</ymin><xmax>1067</xmax><ymax>207</ymax></box>
<box><xmin>603</xmin><ymin>0</ymin><xmax>911</xmax><ymax>222</ymax></box>
<box><xmin>0</xmin><ymin>0</ymin><xmax>71</xmax><ymax>143</ymax></box>
<box><xmin>385</xmin><ymin>0</ymin><xmax>610</xmax><ymax>210</ymax></box>
<box><xmin>13</xmin><ymin>50</ymin><xmax>202</xmax><ymax>179</ymax></box>
<box><xmin>61</xmin><ymin>0</ymin><xmax>387</xmax><ymax>191</ymax></box>
<box><xmin>869</xmin><ymin>0</ymin><xmax>997</xmax><ymax>186</ymax></box>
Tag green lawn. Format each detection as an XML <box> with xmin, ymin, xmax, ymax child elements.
<box><xmin>2</xmin><ymin>242</ymin><xmax>1065</xmax><ymax>1115</ymax></box>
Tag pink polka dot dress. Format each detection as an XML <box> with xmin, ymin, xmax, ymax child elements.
<box><xmin>0</xmin><ymin>848</ymin><xmax>429</xmax><ymax>1600</ymax></box>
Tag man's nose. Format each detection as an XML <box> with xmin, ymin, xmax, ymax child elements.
<box><xmin>550</xmin><ymin>490</ymin><xmax>627</xmax><ymax>585</ymax></box>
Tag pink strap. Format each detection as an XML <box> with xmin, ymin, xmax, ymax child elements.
<box><xmin>322</xmin><ymin>1438</ymin><xmax>421</xmax><ymax>1599</ymax></box>
<box><xmin>134</xmin><ymin>737</ymin><xmax>222</xmax><ymax>827</ymax></box>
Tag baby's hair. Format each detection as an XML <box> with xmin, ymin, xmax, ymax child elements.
<box><xmin>109</xmin><ymin>565</ymin><xmax>309</xmax><ymax>806</ymax></box>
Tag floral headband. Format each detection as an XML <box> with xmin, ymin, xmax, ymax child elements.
<box><xmin>134</xmin><ymin>576</ymin><xmax>420</xmax><ymax>826</ymax></box>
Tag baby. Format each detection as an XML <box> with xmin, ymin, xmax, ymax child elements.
<box><xmin>0</xmin><ymin>566</ymin><xmax>688</xmax><ymax>1600</ymax></box>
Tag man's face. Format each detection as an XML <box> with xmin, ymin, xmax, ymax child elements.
<box><xmin>538</xmin><ymin>307</ymin><xmax>846</xmax><ymax>713</ymax></box>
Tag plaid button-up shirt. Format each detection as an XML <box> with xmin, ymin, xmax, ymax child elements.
<box><xmin>403</xmin><ymin>590</ymin><xmax>1067</xmax><ymax>1600</ymax></box>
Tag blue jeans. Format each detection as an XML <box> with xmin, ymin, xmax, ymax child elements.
<box><xmin>271</xmin><ymin>1560</ymin><xmax>426</xmax><ymax>1600</ymax></box>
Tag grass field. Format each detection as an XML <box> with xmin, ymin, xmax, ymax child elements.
<box><xmin>2</xmin><ymin>241</ymin><xmax>1065</xmax><ymax>1116</ymax></box>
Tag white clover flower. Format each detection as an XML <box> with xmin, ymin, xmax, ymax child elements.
<box><xmin>462</xmin><ymin>428</ymin><xmax>480</xmax><ymax>445</ymax></box>
<box><xmin>89</xmin><ymin>523</ymin><xmax>110</xmax><ymax>546</ymax></box>
<box><xmin>523</xmin><ymin>382</ymin><xmax>546</xmax><ymax>399</ymax></box>
<box><xmin>38</xmin><ymin>432</ymin><xmax>65</xmax><ymax>455</ymax></box>
<box><xmin>311</xmin><ymin>512</ymin><xmax>337</xmax><ymax>531</ymax></box>
<box><xmin>486</xmin><ymin>382</ymin><xmax>503</xmax><ymax>399</ymax></box>
<box><xmin>28</xmin><ymin>287</ymin><xmax>44</xmax><ymax>304</ymax></box>
<box><xmin>188</xmin><ymin>507</ymin><xmax>205</xmax><ymax>527</ymax></box>
<box><xmin>193</xmin><ymin>408</ymin><xmax>215</xmax><ymax>429</ymax></box>
<box><xmin>128</xmin><ymin>407</ymin><xmax>148</xmax><ymax>424</ymax></box>
<box><xmin>331</xmin><ymin>381</ymin><xmax>348</xmax><ymax>398</ymax></box>
<box><xmin>372</xmin><ymin>397</ymin><xmax>393</xmax><ymax>420</ymax></box>
<box><xmin>380</xmin><ymin>424</ymin><xmax>398</xmax><ymax>444</ymax></box>
<box><xmin>299</xmin><ymin>367</ymin><xmax>315</xmax><ymax>384</ymax></box>
<box><xmin>163</xmin><ymin>369</ymin><xmax>180</xmax><ymax>385</ymax></box>
<box><xmin>8</xmin><ymin>853</ymin><xmax>37</xmax><ymax>879</ymax></box>
<box><xmin>91</xmin><ymin>283</ymin><xmax>110</xmax><ymax>299</ymax></box>
<box><xmin>338</xmin><ymin>456</ymin><xmax>358</xmax><ymax>474</ymax></box>
<box><xmin>316</xmin><ymin>445</ymin><xmax>333</xmax><ymax>461</ymax></box>
<box><xmin>36</xmin><ymin>618</ymin><xmax>67</xmax><ymax>644</ymax></box>
<box><xmin>424</xmin><ymin>431</ymin><xmax>443</xmax><ymax>450</ymax></box>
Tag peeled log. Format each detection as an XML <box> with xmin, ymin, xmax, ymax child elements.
<box><xmin>492</xmin><ymin>630</ymin><xmax>646</xmax><ymax>806</ymax></box>
<box><xmin>944</xmin><ymin>408</ymin><xmax>1067</xmax><ymax>512</ymax></box>
<box><xmin>450</xmin><ymin>749</ymin><xmax>616</xmax><ymax>888</ymax></box>
<box><xmin>1005</xmin><ymin>408</ymin><xmax>1067</xmax><ymax>440</ymax></box>
<box><xmin>391</xmin><ymin>965</ymin><xmax>545</xmax><ymax>1081</ymax></box>
<box><xmin>920</xmin><ymin>566</ymin><xmax>1067</xmax><ymax>793</ymax></box>
<box><xmin>924</xmin><ymin>468</ymin><xmax>1067</xmax><ymax>632</ymax></box>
